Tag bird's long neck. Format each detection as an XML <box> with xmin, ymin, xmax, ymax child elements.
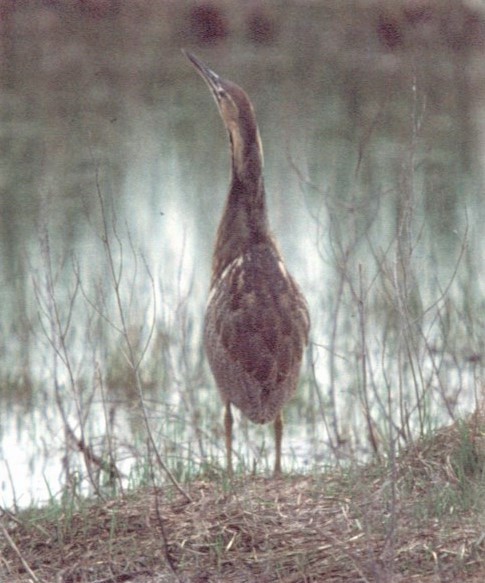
<box><xmin>211</xmin><ymin>132</ymin><xmax>272</xmax><ymax>285</ymax></box>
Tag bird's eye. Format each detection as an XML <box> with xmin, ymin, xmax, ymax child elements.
<box><xmin>216</xmin><ymin>88</ymin><xmax>226</xmax><ymax>99</ymax></box>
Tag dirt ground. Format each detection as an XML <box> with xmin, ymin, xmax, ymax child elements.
<box><xmin>2</xmin><ymin>416</ymin><xmax>485</xmax><ymax>582</ymax></box>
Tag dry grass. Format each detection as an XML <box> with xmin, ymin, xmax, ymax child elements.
<box><xmin>2</xmin><ymin>414</ymin><xmax>485</xmax><ymax>583</ymax></box>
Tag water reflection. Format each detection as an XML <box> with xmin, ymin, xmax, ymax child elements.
<box><xmin>1</xmin><ymin>2</ymin><xmax>484</xmax><ymax>508</ymax></box>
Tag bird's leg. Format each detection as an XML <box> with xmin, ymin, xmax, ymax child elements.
<box><xmin>224</xmin><ymin>402</ymin><xmax>233</xmax><ymax>476</ymax></box>
<box><xmin>274</xmin><ymin>411</ymin><xmax>283</xmax><ymax>476</ymax></box>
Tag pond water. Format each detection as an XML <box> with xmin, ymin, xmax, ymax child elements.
<box><xmin>1</xmin><ymin>1</ymin><xmax>485</xmax><ymax>509</ymax></box>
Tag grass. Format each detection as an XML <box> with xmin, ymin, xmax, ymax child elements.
<box><xmin>2</xmin><ymin>75</ymin><xmax>484</xmax><ymax>578</ymax></box>
<box><xmin>1</xmin><ymin>409</ymin><xmax>485</xmax><ymax>582</ymax></box>
<box><xmin>1</xmin><ymin>3</ymin><xmax>485</xmax><ymax>580</ymax></box>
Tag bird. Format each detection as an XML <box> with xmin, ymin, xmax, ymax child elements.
<box><xmin>183</xmin><ymin>50</ymin><xmax>310</xmax><ymax>476</ymax></box>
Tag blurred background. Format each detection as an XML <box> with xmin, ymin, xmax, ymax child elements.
<box><xmin>1</xmin><ymin>0</ymin><xmax>485</xmax><ymax>509</ymax></box>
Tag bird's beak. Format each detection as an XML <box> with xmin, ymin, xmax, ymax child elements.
<box><xmin>182</xmin><ymin>49</ymin><xmax>224</xmax><ymax>100</ymax></box>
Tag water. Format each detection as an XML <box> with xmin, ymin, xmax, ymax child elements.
<box><xmin>1</xmin><ymin>1</ymin><xmax>485</xmax><ymax>509</ymax></box>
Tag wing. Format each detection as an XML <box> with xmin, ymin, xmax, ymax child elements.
<box><xmin>207</xmin><ymin>244</ymin><xmax>310</xmax><ymax>388</ymax></box>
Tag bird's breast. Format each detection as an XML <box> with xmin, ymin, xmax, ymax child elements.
<box><xmin>206</xmin><ymin>244</ymin><xmax>309</xmax><ymax>384</ymax></box>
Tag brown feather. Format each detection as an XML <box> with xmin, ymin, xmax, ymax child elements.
<box><xmin>184</xmin><ymin>50</ymin><xmax>310</xmax><ymax>472</ymax></box>
<box><xmin>204</xmin><ymin>242</ymin><xmax>309</xmax><ymax>424</ymax></box>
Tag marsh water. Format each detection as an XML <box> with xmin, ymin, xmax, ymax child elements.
<box><xmin>1</xmin><ymin>1</ymin><xmax>485</xmax><ymax>508</ymax></box>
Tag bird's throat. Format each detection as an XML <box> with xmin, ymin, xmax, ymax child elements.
<box><xmin>229</xmin><ymin>125</ymin><xmax>264</xmax><ymax>185</ymax></box>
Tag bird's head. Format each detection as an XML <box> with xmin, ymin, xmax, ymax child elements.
<box><xmin>183</xmin><ymin>50</ymin><xmax>264</xmax><ymax>181</ymax></box>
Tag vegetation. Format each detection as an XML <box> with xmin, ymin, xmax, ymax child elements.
<box><xmin>2</xmin><ymin>410</ymin><xmax>485</xmax><ymax>581</ymax></box>
<box><xmin>2</xmin><ymin>1</ymin><xmax>485</xmax><ymax>581</ymax></box>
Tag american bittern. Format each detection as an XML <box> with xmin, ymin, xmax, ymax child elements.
<box><xmin>184</xmin><ymin>50</ymin><xmax>310</xmax><ymax>475</ymax></box>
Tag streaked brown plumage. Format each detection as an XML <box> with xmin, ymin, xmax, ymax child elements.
<box><xmin>184</xmin><ymin>50</ymin><xmax>310</xmax><ymax>475</ymax></box>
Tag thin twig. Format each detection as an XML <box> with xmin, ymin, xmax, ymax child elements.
<box><xmin>90</xmin><ymin>152</ymin><xmax>192</xmax><ymax>503</ymax></box>
<box><xmin>0</xmin><ymin>521</ymin><xmax>41</xmax><ymax>583</ymax></box>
